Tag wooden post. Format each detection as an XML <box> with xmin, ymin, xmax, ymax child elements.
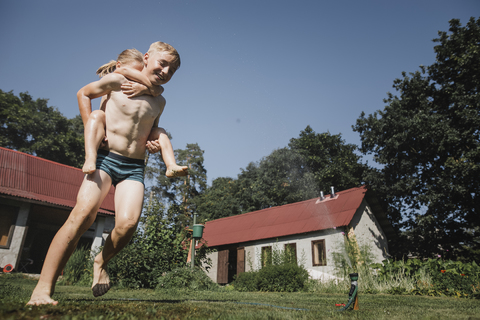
<box><xmin>353</xmin><ymin>294</ymin><xmax>359</xmax><ymax>310</ymax></box>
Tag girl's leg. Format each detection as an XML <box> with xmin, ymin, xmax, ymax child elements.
<box><xmin>83</xmin><ymin>110</ymin><xmax>107</xmax><ymax>174</ymax></box>
<box><xmin>148</xmin><ymin>127</ymin><xmax>188</xmax><ymax>177</ymax></box>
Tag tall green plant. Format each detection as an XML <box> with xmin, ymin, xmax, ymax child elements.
<box><xmin>331</xmin><ymin>232</ymin><xmax>375</xmax><ymax>277</ymax></box>
<box><xmin>62</xmin><ymin>246</ymin><xmax>93</xmax><ymax>286</ymax></box>
<box><xmin>108</xmin><ymin>197</ymin><xmax>211</xmax><ymax>289</ymax></box>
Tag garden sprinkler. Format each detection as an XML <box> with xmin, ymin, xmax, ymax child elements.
<box><xmin>337</xmin><ymin>273</ymin><xmax>359</xmax><ymax>312</ymax></box>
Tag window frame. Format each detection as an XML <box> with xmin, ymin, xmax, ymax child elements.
<box><xmin>311</xmin><ymin>239</ymin><xmax>327</xmax><ymax>266</ymax></box>
<box><xmin>261</xmin><ymin>246</ymin><xmax>272</xmax><ymax>267</ymax></box>
<box><xmin>284</xmin><ymin>243</ymin><xmax>297</xmax><ymax>264</ymax></box>
<box><xmin>0</xmin><ymin>205</ymin><xmax>19</xmax><ymax>249</ymax></box>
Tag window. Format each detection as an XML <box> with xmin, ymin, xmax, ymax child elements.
<box><xmin>261</xmin><ymin>246</ymin><xmax>272</xmax><ymax>267</ymax></box>
<box><xmin>284</xmin><ymin>243</ymin><xmax>297</xmax><ymax>264</ymax></box>
<box><xmin>311</xmin><ymin>239</ymin><xmax>326</xmax><ymax>266</ymax></box>
<box><xmin>0</xmin><ymin>205</ymin><xmax>19</xmax><ymax>249</ymax></box>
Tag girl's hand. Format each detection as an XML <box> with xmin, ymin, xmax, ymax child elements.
<box><xmin>121</xmin><ymin>81</ymin><xmax>149</xmax><ymax>98</ymax></box>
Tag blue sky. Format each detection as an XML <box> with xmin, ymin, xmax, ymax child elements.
<box><xmin>0</xmin><ymin>1</ymin><xmax>477</xmax><ymax>185</ymax></box>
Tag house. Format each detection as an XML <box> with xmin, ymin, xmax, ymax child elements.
<box><xmin>0</xmin><ymin>147</ymin><xmax>115</xmax><ymax>273</ymax></box>
<box><xmin>201</xmin><ymin>186</ymin><xmax>394</xmax><ymax>283</ymax></box>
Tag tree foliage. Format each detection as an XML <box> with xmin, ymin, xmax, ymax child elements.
<box><xmin>0</xmin><ymin>89</ymin><xmax>84</xmax><ymax>167</ymax></box>
<box><xmin>197</xmin><ymin>126</ymin><xmax>366</xmax><ymax>222</ymax></box>
<box><xmin>146</xmin><ymin>141</ymin><xmax>207</xmax><ymax>230</ymax></box>
<box><xmin>288</xmin><ymin>125</ymin><xmax>367</xmax><ymax>192</ymax></box>
<box><xmin>108</xmin><ymin>197</ymin><xmax>211</xmax><ymax>289</ymax></box>
<box><xmin>353</xmin><ymin>17</ymin><xmax>480</xmax><ymax>260</ymax></box>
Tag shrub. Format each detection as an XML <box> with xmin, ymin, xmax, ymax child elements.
<box><xmin>156</xmin><ymin>267</ymin><xmax>218</xmax><ymax>291</ymax></box>
<box><xmin>369</xmin><ymin>258</ymin><xmax>480</xmax><ymax>298</ymax></box>
<box><xmin>234</xmin><ymin>243</ymin><xmax>310</xmax><ymax>292</ymax></box>
<box><xmin>234</xmin><ymin>263</ymin><xmax>309</xmax><ymax>292</ymax></box>
<box><xmin>234</xmin><ymin>271</ymin><xmax>258</xmax><ymax>292</ymax></box>
<box><xmin>257</xmin><ymin>263</ymin><xmax>309</xmax><ymax>292</ymax></box>
<box><xmin>61</xmin><ymin>246</ymin><xmax>93</xmax><ymax>286</ymax></box>
<box><xmin>108</xmin><ymin>198</ymin><xmax>212</xmax><ymax>289</ymax></box>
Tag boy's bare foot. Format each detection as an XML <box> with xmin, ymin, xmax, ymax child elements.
<box><xmin>92</xmin><ymin>258</ymin><xmax>111</xmax><ymax>297</ymax></box>
<box><xmin>166</xmin><ymin>165</ymin><xmax>188</xmax><ymax>178</ymax></box>
<box><xmin>27</xmin><ymin>285</ymin><xmax>58</xmax><ymax>306</ymax></box>
<box><xmin>82</xmin><ymin>156</ymin><xmax>97</xmax><ymax>174</ymax></box>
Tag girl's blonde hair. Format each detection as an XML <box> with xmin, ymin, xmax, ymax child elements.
<box><xmin>147</xmin><ymin>41</ymin><xmax>181</xmax><ymax>69</ymax></box>
<box><xmin>96</xmin><ymin>48</ymin><xmax>144</xmax><ymax>77</ymax></box>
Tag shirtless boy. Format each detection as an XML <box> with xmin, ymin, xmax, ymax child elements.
<box><xmin>27</xmin><ymin>41</ymin><xmax>181</xmax><ymax>305</ymax></box>
<box><xmin>82</xmin><ymin>48</ymin><xmax>187</xmax><ymax>178</ymax></box>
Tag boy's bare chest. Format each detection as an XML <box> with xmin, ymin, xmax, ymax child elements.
<box><xmin>108</xmin><ymin>91</ymin><xmax>164</xmax><ymax>120</ymax></box>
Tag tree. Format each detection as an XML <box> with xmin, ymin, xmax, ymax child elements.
<box><xmin>0</xmin><ymin>90</ymin><xmax>85</xmax><ymax>168</ymax></box>
<box><xmin>146</xmin><ymin>142</ymin><xmax>207</xmax><ymax>230</ymax></box>
<box><xmin>353</xmin><ymin>18</ymin><xmax>480</xmax><ymax>261</ymax></box>
<box><xmin>235</xmin><ymin>147</ymin><xmax>319</xmax><ymax>213</ymax></box>
<box><xmin>289</xmin><ymin>126</ymin><xmax>367</xmax><ymax>193</ymax></box>
<box><xmin>197</xmin><ymin>126</ymin><xmax>366</xmax><ymax>218</ymax></box>
<box><xmin>196</xmin><ymin>177</ymin><xmax>241</xmax><ymax>222</ymax></box>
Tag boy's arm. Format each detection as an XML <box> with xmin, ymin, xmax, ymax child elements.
<box><xmin>77</xmin><ymin>73</ymin><xmax>124</xmax><ymax>126</ymax></box>
<box><xmin>116</xmin><ymin>67</ymin><xmax>164</xmax><ymax>97</ymax></box>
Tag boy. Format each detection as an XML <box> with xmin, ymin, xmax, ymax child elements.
<box><xmin>82</xmin><ymin>48</ymin><xmax>188</xmax><ymax>178</ymax></box>
<box><xmin>27</xmin><ymin>42</ymin><xmax>181</xmax><ymax>305</ymax></box>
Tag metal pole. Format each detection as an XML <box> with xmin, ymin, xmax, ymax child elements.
<box><xmin>190</xmin><ymin>212</ymin><xmax>197</xmax><ymax>269</ymax></box>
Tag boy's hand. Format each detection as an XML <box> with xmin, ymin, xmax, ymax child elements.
<box><xmin>146</xmin><ymin>139</ymin><xmax>161</xmax><ymax>154</ymax></box>
<box><xmin>121</xmin><ymin>81</ymin><xmax>150</xmax><ymax>98</ymax></box>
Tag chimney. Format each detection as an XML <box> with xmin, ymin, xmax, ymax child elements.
<box><xmin>320</xmin><ymin>191</ymin><xmax>325</xmax><ymax>201</ymax></box>
<box><xmin>330</xmin><ymin>186</ymin><xmax>335</xmax><ymax>198</ymax></box>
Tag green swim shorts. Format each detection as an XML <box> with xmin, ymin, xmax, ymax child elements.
<box><xmin>96</xmin><ymin>150</ymin><xmax>145</xmax><ymax>187</ymax></box>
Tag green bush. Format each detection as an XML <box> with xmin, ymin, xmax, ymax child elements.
<box><xmin>370</xmin><ymin>258</ymin><xmax>480</xmax><ymax>298</ymax></box>
<box><xmin>61</xmin><ymin>246</ymin><xmax>93</xmax><ymax>286</ymax></box>
<box><xmin>108</xmin><ymin>198</ymin><xmax>212</xmax><ymax>289</ymax></box>
<box><xmin>257</xmin><ymin>263</ymin><xmax>309</xmax><ymax>292</ymax></box>
<box><xmin>156</xmin><ymin>267</ymin><xmax>218</xmax><ymax>291</ymax></box>
<box><xmin>234</xmin><ymin>263</ymin><xmax>309</xmax><ymax>292</ymax></box>
<box><xmin>234</xmin><ymin>271</ymin><xmax>258</xmax><ymax>292</ymax></box>
<box><xmin>234</xmin><ymin>243</ymin><xmax>309</xmax><ymax>292</ymax></box>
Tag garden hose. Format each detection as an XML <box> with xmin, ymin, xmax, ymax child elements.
<box><xmin>337</xmin><ymin>273</ymin><xmax>358</xmax><ymax>312</ymax></box>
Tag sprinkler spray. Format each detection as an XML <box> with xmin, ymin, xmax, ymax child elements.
<box><xmin>337</xmin><ymin>273</ymin><xmax>359</xmax><ymax>311</ymax></box>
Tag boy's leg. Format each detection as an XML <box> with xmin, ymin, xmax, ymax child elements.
<box><xmin>83</xmin><ymin>110</ymin><xmax>107</xmax><ymax>174</ymax></box>
<box><xmin>148</xmin><ymin>127</ymin><xmax>188</xmax><ymax>177</ymax></box>
<box><xmin>27</xmin><ymin>170</ymin><xmax>113</xmax><ymax>305</ymax></box>
<box><xmin>92</xmin><ymin>179</ymin><xmax>144</xmax><ymax>297</ymax></box>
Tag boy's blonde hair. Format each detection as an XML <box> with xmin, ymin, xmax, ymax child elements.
<box><xmin>96</xmin><ymin>48</ymin><xmax>144</xmax><ymax>77</ymax></box>
<box><xmin>147</xmin><ymin>41</ymin><xmax>181</xmax><ymax>69</ymax></box>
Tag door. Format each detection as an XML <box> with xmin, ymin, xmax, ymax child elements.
<box><xmin>217</xmin><ymin>249</ymin><xmax>229</xmax><ymax>284</ymax></box>
<box><xmin>237</xmin><ymin>247</ymin><xmax>245</xmax><ymax>275</ymax></box>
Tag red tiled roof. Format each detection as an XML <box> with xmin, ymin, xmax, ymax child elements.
<box><xmin>0</xmin><ymin>147</ymin><xmax>115</xmax><ymax>215</ymax></box>
<box><xmin>202</xmin><ymin>186</ymin><xmax>369</xmax><ymax>247</ymax></box>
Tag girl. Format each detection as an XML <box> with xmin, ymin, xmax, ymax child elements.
<box><xmin>82</xmin><ymin>49</ymin><xmax>187</xmax><ymax>178</ymax></box>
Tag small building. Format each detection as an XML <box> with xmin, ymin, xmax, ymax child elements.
<box><xmin>201</xmin><ymin>186</ymin><xmax>394</xmax><ymax>283</ymax></box>
<box><xmin>0</xmin><ymin>147</ymin><xmax>115</xmax><ymax>273</ymax></box>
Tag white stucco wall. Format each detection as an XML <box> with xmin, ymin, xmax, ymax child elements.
<box><xmin>204</xmin><ymin>250</ymin><xmax>218</xmax><ymax>282</ymax></box>
<box><xmin>204</xmin><ymin>200</ymin><xmax>390</xmax><ymax>283</ymax></box>
<box><xmin>350</xmin><ymin>199</ymin><xmax>389</xmax><ymax>263</ymax></box>
<box><xmin>246</xmin><ymin>230</ymin><xmax>344</xmax><ymax>280</ymax></box>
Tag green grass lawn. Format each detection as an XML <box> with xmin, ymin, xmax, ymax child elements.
<box><xmin>1</xmin><ymin>274</ymin><xmax>479</xmax><ymax>320</ymax></box>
